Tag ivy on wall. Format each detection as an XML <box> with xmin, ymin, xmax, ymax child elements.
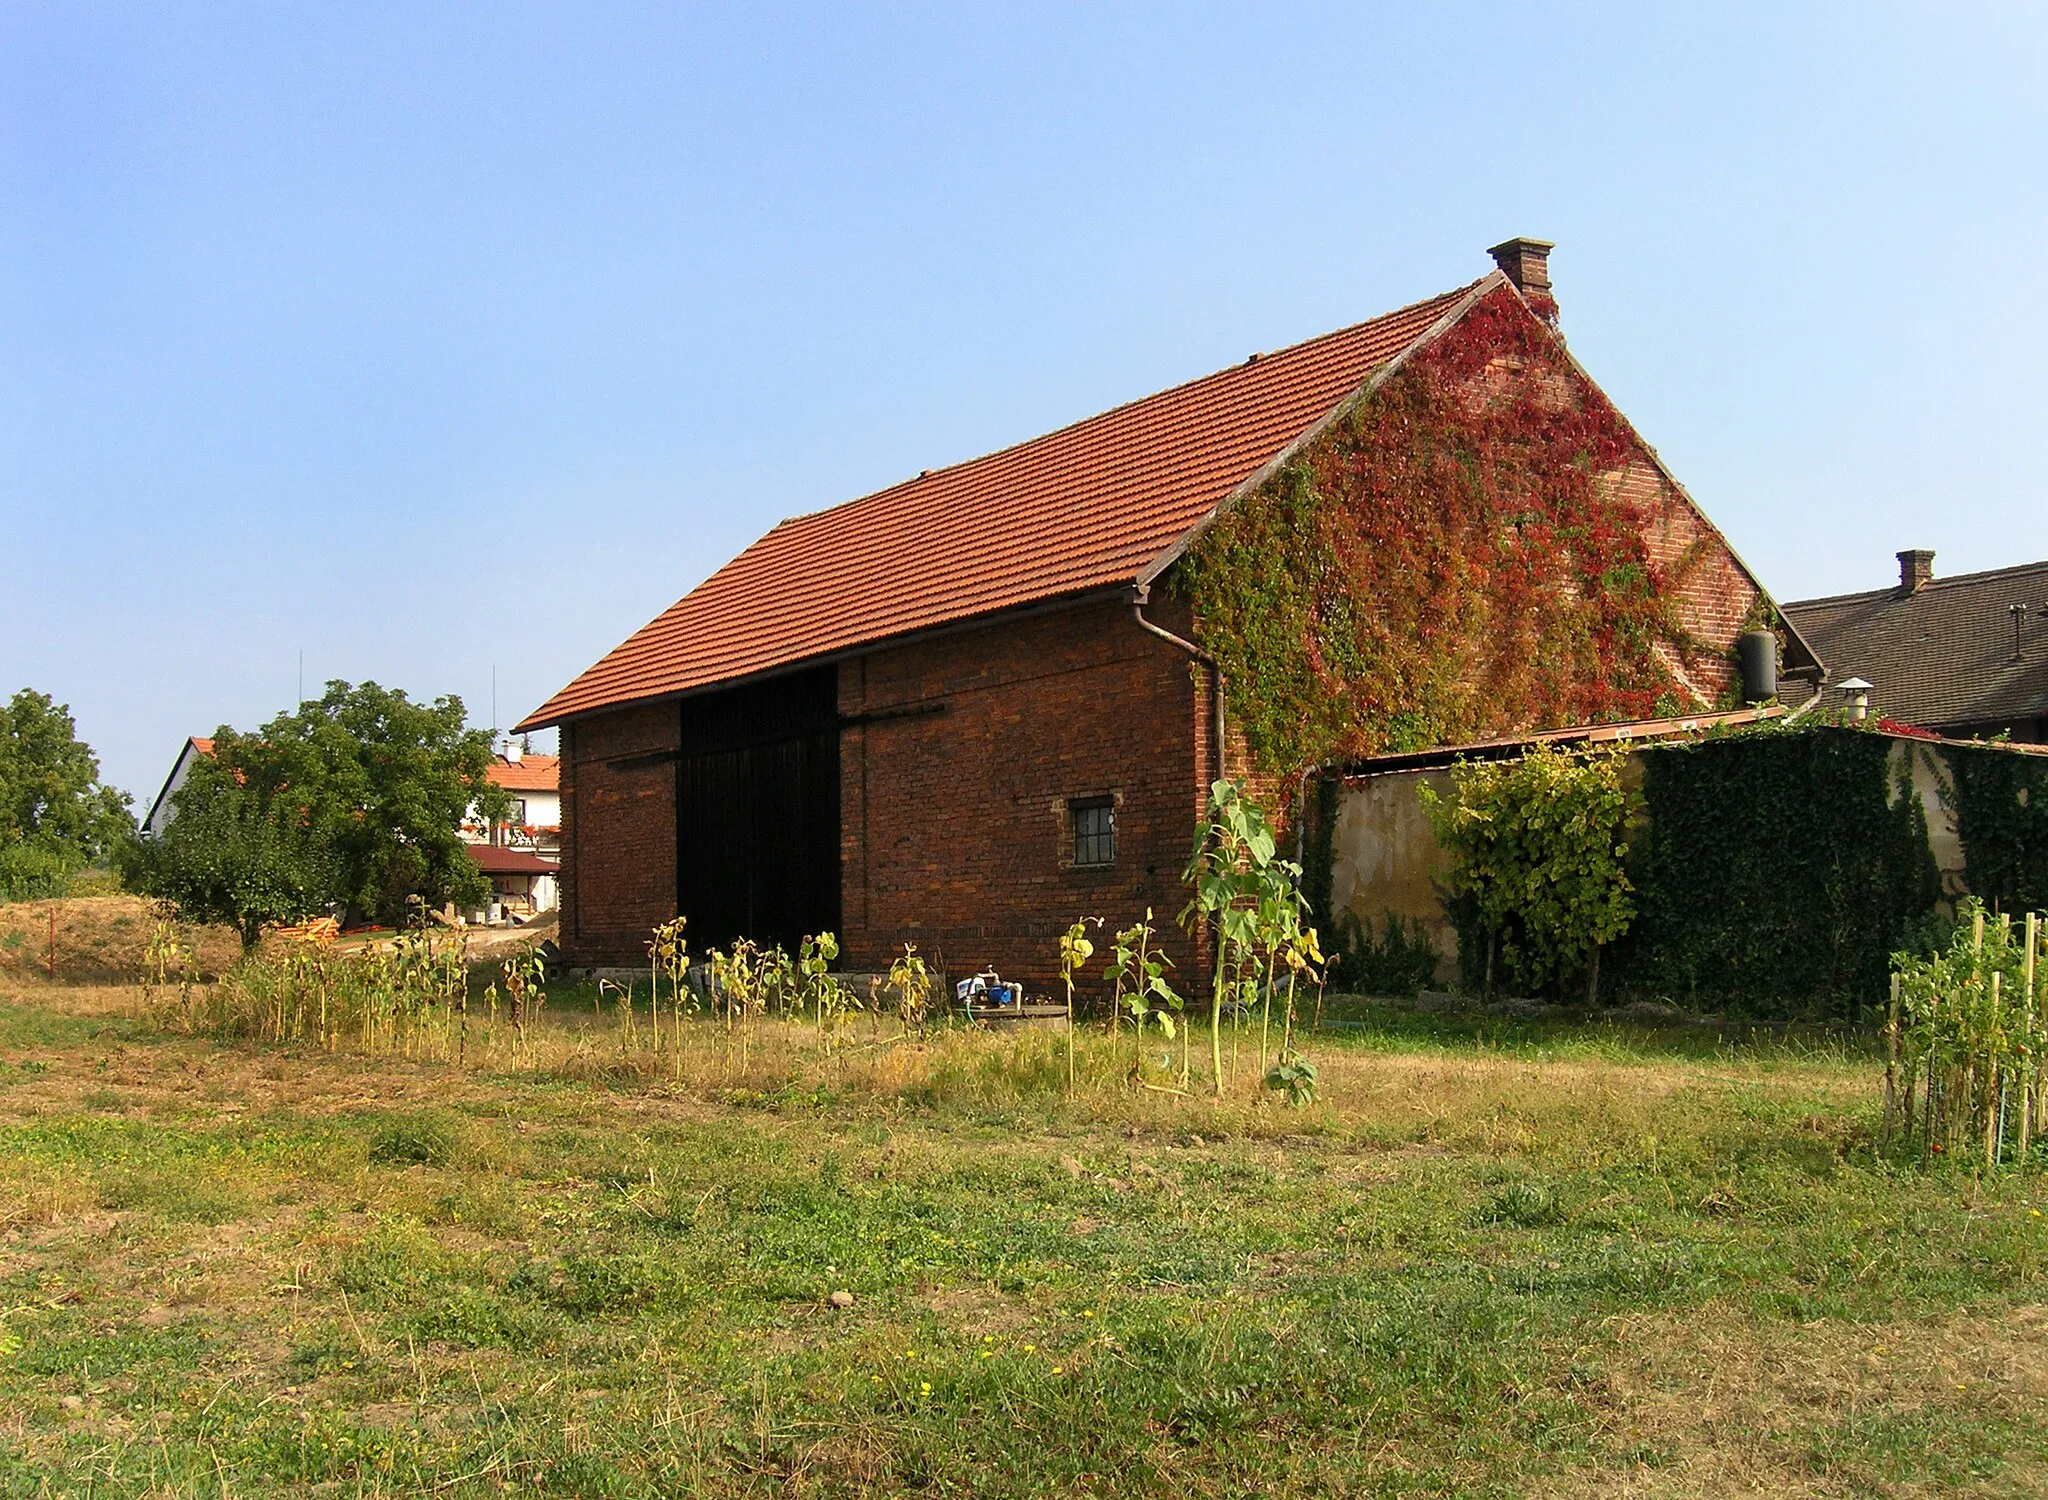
<box><xmin>1615</xmin><ymin>725</ymin><xmax>1938</xmax><ymax>1017</ymax></box>
<box><xmin>1950</xmin><ymin>747</ymin><xmax>2048</xmax><ymax>915</ymax></box>
<box><xmin>1175</xmin><ymin>286</ymin><xmax>1718</xmax><ymax>787</ymax></box>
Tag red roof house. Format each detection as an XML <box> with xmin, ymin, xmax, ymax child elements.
<box><xmin>522</xmin><ymin>240</ymin><xmax>1811</xmax><ymax>984</ymax></box>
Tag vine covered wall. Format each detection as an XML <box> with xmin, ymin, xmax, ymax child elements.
<box><xmin>1615</xmin><ymin>726</ymin><xmax>1939</xmax><ymax>1017</ymax></box>
<box><xmin>1317</xmin><ymin>722</ymin><xmax>2044</xmax><ymax>1020</ymax></box>
<box><xmin>1950</xmin><ymin>746</ymin><xmax>2048</xmax><ymax>915</ymax></box>
<box><xmin>1176</xmin><ymin>285</ymin><xmax>1758</xmax><ymax>787</ymax></box>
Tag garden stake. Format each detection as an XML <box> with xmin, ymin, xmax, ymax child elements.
<box><xmin>2015</xmin><ymin>909</ymin><xmax>2031</xmax><ymax>1155</ymax></box>
<box><xmin>1988</xmin><ymin>972</ymin><xmax>2003</xmax><ymax>1167</ymax></box>
<box><xmin>1884</xmin><ymin>973</ymin><xmax>1901</xmax><ymax>1144</ymax></box>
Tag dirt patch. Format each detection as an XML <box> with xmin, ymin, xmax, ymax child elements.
<box><xmin>925</xmin><ymin>1286</ymin><xmax>1029</xmax><ymax>1334</ymax></box>
<box><xmin>1565</xmin><ymin>1303</ymin><xmax>2048</xmax><ymax>1497</ymax></box>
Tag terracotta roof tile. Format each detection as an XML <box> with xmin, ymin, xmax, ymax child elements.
<box><xmin>487</xmin><ymin>754</ymin><xmax>559</xmax><ymax>792</ymax></box>
<box><xmin>519</xmin><ymin>279</ymin><xmax>1488</xmax><ymax>728</ymax></box>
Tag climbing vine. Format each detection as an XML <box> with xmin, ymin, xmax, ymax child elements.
<box><xmin>1615</xmin><ymin>724</ymin><xmax>1938</xmax><ymax>1017</ymax></box>
<box><xmin>1176</xmin><ymin>286</ymin><xmax>1718</xmax><ymax>785</ymax></box>
<box><xmin>1950</xmin><ymin>746</ymin><xmax>2048</xmax><ymax>915</ymax></box>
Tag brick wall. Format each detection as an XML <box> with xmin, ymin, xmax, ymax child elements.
<box><xmin>840</xmin><ymin>597</ymin><xmax>1204</xmax><ymax>996</ymax></box>
<box><xmin>559</xmin><ymin>701</ymin><xmax>679</xmax><ymax>965</ymax></box>
<box><xmin>1609</xmin><ymin>458</ymin><xmax>1756</xmax><ymax>704</ymax></box>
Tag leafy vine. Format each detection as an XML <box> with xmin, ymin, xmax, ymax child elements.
<box><xmin>1176</xmin><ymin>286</ymin><xmax>1723</xmax><ymax>783</ymax></box>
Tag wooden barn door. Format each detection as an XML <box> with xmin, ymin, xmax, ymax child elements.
<box><xmin>674</xmin><ymin>668</ymin><xmax>840</xmax><ymax>952</ymax></box>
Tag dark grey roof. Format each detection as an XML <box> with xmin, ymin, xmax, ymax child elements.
<box><xmin>1782</xmin><ymin>558</ymin><xmax>2048</xmax><ymax>730</ymax></box>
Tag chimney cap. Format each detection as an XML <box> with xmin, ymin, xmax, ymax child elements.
<box><xmin>1488</xmin><ymin>237</ymin><xmax>1556</xmax><ymax>312</ymax></box>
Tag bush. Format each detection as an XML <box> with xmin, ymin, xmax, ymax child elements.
<box><xmin>1421</xmin><ymin>744</ymin><xmax>1636</xmax><ymax>1000</ymax></box>
<box><xmin>1329</xmin><ymin>911</ymin><xmax>1441</xmax><ymax>996</ymax></box>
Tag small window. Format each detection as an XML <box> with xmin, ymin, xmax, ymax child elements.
<box><xmin>1071</xmin><ymin>797</ymin><xmax>1115</xmax><ymax>867</ymax></box>
<box><xmin>508</xmin><ymin>798</ymin><xmax>527</xmax><ymax>827</ymax></box>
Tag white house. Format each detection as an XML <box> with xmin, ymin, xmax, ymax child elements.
<box><xmin>141</xmin><ymin>737</ymin><xmax>215</xmax><ymax>839</ymax></box>
<box><xmin>463</xmin><ymin>743</ymin><xmax>561</xmax><ymax>861</ymax></box>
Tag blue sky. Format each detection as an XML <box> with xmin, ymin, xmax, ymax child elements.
<box><xmin>5</xmin><ymin>4</ymin><xmax>2045</xmax><ymax>807</ymax></box>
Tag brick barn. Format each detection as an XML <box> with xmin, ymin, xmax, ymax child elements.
<box><xmin>519</xmin><ymin>239</ymin><xmax>1815</xmax><ymax>988</ymax></box>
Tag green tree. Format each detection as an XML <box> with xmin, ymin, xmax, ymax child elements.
<box><xmin>1420</xmin><ymin>743</ymin><xmax>1637</xmax><ymax>1000</ymax></box>
<box><xmin>126</xmin><ymin>681</ymin><xmax>508</xmax><ymax>940</ymax></box>
<box><xmin>117</xmin><ymin>754</ymin><xmax>333</xmax><ymax>949</ymax></box>
<box><xmin>0</xmin><ymin>689</ymin><xmax>134</xmax><ymax>899</ymax></box>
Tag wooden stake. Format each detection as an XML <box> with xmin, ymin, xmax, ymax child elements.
<box><xmin>1990</xmin><ymin>972</ymin><xmax>2004</xmax><ymax>1167</ymax></box>
<box><xmin>1884</xmin><ymin>972</ymin><xmax>1902</xmax><ymax>1144</ymax></box>
<box><xmin>2025</xmin><ymin>912</ymin><xmax>2039</xmax><ymax>1157</ymax></box>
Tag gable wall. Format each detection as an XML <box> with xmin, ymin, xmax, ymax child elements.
<box><xmin>1181</xmin><ymin>285</ymin><xmax>1766</xmax><ymax>786</ymax></box>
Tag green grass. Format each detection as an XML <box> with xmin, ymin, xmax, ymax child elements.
<box><xmin>0</xmin><ymin>987</ymin><xmax>2043</xmax><ymax>1496</ymax></box>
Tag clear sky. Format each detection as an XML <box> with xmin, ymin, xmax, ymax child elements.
<box><xmin>5</xmin><ymin>4</ymin><xmax>2045</xmax><ymax>808</ymax></box>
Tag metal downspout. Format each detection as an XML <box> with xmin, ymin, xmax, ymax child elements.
<box><xmin>1131</xmin><ymin>594</ymin><xmax>1227</xmax><ymax>1009</ymax></box>
<box><xmin>1129</xmin><ymin>599</ymin><xmax>1225</xmax><ymax>783</ymax></box>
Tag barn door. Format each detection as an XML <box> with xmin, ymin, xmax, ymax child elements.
<box><xmin>673</xmin><ymin>668</ymin><xmax>840</xmax><ymax>953</ymax></box>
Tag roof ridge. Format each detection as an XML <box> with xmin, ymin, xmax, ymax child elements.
<box><xmin>766</xmin><ymin>277</ymin><xmax>1488</xmax><ymax>532</ymax></box>
<box><xmin>1786</xmin><ymin>556</ymin><xmax>2048</xmax><ymax>612</ymax></box>
<box><xmin>1911</xmin><ymin>557</ymin><xmax>2048</xmax><ymax>591</ymax></box>
<box><xmin>1781</xmin><ymin>586</ymin><xmax>1897</xmax><ymax>610</ymax></box>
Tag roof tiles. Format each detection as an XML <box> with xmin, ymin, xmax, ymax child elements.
<box><xmin>487</xmin><ymin>753</ymin><xmax>559</xmax><ymax>792</ymax></box>
<box><xmin>520</xmin><ymin>279</ymin><xmax>1486</xmax><ymax>728</ymax></box>
<box><xmin>1784</xmin><ymin>559</ymin><xmax>2048</xmax><ymax>732</ymax></box>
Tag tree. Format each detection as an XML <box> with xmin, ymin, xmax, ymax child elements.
<box><xmin>0</xmin><ymin>690</ymin><xmax>133</xmax><ymax>899</ymax></box>
<box><xmin>1419</xmin><ymin>743</ymin><xmax>1637</xmax><ymax>1000</ymax></box>
<box><xmin>125</xmin><ymin>681</ymin><xmax>508</xmax><ymax>940</ymax></box>
<box><xmin>117</xmin><ymin>755</ymin><xmax>333</xmax><ymax>949</ymax></box>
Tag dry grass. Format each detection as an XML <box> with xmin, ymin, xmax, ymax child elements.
<box><xmin>1574</xmin><ymin>1304</ymin><xmax>2048</xmax><ymax>1497</ymax></box>
<box><xmin>0</xmin><ymin>967</ymin><xmax>2043</xmax><ymax>1495</ymax></box>
<box><xmin>0</xmin><ymin>895</ymin><xmax>241</xmax><ymax>984</ymax></box>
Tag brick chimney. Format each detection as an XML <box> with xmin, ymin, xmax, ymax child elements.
<box><xmin>1489</xmin><ymin>236</ymin><xmax>1556</xmax><ymax>320</ymax></box>
<box><xmin>1897</xmin><ymin>549</ymin><xmax>1935</xmax><ymax>593</ymax></box>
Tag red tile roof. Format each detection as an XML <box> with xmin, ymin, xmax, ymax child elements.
<box><xmin>465</xmin><ymin>844</ymin><xmax>561</xmax><ymax>876</ymax></box>
<box><xmin>487</xmin><ymin>753</ymin><xmax>559</xmax><ymax>792</ymax></box>
<box><xmin>519</xmin><ymin>277</ymin><xmax>1493</xmax><ymax>729</ymax></box>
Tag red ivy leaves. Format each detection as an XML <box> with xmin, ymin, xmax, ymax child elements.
<box><xmin>1182</xmin><ymin>286</ymin><xmax>1712</xmax><ymax>783</ymax></box>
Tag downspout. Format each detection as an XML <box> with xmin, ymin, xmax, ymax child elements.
<box><xmin>1130</xmin><ymin>589</ymin><xmax>1225</xmax><ymax>783</ymax></box>
<box><xmin>1131</xmin><ymin>587</ymin><xmax>1228</xmax><ymax>1013</ymax></box>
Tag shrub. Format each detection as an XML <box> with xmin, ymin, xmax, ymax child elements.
<box><xmin>1421</xmin><ymin>744</ymin><xmax>1636</xmax><ymax>1000</ymax></box>
<box><xmin>1330</xmin><ymin>911</ymin><xmax>1440</xmax><ymax>996</ymax></box>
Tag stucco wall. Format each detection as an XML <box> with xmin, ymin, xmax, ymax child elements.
<box><xmin>1327</xmin><ymin>768</ymin><xmax>1459</xmax><ymax>969</ymax></box>
<box><xmin>1327</xmin><ymin>735</ymin><xmax>1974</xmax><ymax>987</ymax></box>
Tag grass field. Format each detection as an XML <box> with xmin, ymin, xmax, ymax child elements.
<box><xmin>1</xmin><ymin>942</ymin><xmax>2045</xmax><ymax>1494</ymax></box>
